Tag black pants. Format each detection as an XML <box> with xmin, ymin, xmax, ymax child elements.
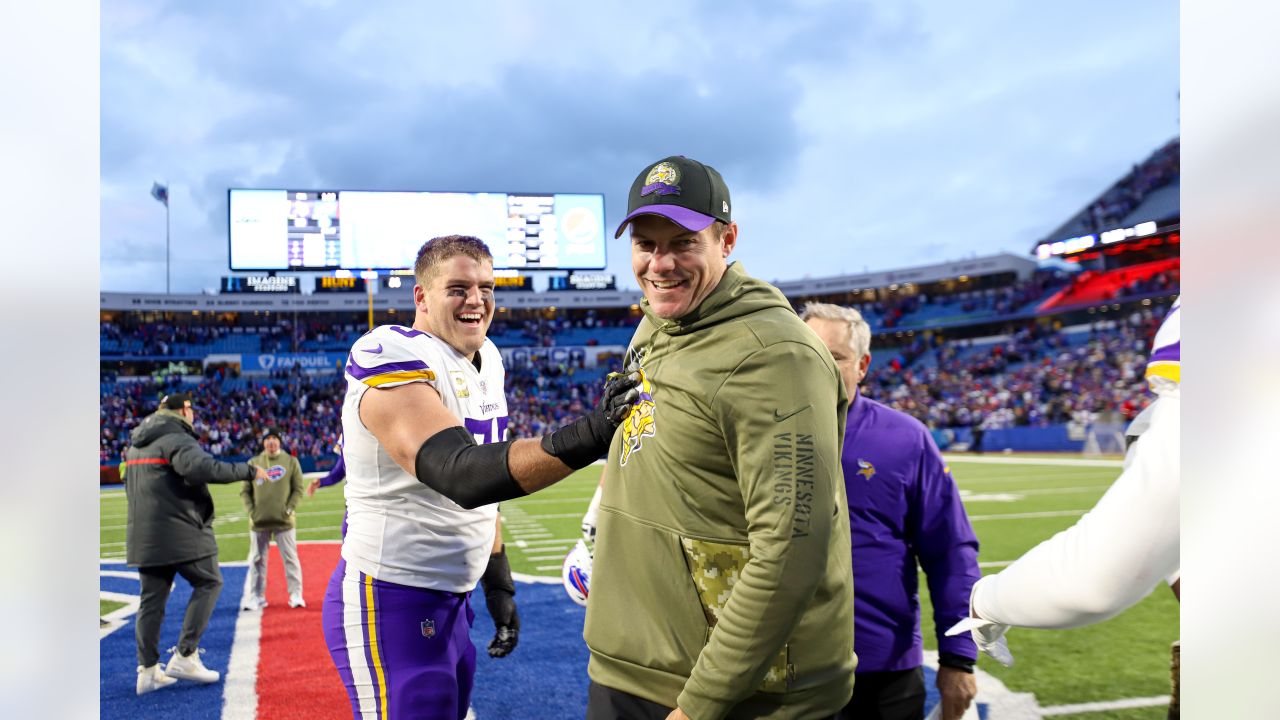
<box><xmin>837</xmin><ymin>667</ymin><xmax>925</xmax><ymax>720</ymax></box>
<box><xmin>586</xmin><ymin>682</ymin><xmax>672</xmax><ymax>720</ymax></box>
<box><xmin>135</xmin><ymin>554</ymin><xmax>223</xmax><ymax>666</ymax></box>
<box><xmin>587</xmin><ymin>681</ymin><xmax>840</xmax><ymax>720</ymax></box>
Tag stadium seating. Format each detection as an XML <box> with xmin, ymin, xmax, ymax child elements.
<box><xmin>1038</xmin><ymin>257</ymin><xmax>1180</xmax><ymax>311</ymax></box>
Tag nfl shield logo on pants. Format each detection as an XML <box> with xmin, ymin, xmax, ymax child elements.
<box><xmin>421</xmin><ymin>619</ymin><xmax>436</xmax><ymax>638</ymax></box>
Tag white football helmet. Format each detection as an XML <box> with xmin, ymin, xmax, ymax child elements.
<box><xmin>561</xmin><ymin>539</ymin><xmax>593</xmax><ymax>607</ymax></box>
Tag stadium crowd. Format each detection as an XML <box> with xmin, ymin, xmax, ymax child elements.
<box><xmin>1082</xmin><ymin>138</ymin><xmax>1180</xmax><ymax>232</ymax></box>
<box><xmin>100</xmin><ymin>302</ymin><xmax>1169</xmax><ymax>464</ymax></box>
<box><xmin>863</xmin><ymin>306</ymin><xmax>1166</xmax><ymax>430</ymax></box>
<box><xmin>100</xmin><ymin>373</ymin><xmax>344</xmax><ymax>464</ymax></box>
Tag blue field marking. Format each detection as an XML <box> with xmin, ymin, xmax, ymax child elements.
<box><xmin>468</xmin><ymin>583</ymin><xmax>988</xmax><ymax>719</ymax></box>
<box><xmin>101</xmin><ymin>573</ymin><xmax>141</xmax><ymax>596</ymax></box>
<box><xmin>468</xmin><ymin>582</ymin><xmax>590</xmax><ymax>717</ymax></box>
<box><xmin>101</xmin><ymin>571</ymin><xmax>991</xmax><ymax>718</ymax></box>
<box><xmin>100</xmin><ymin>562</ymin><xmax>246</xmax><ymax>720</ymax></box>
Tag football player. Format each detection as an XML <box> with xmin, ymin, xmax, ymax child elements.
<box><xmin>949</xmin><ymin>297</ymin><xmax>1180</xmax><ymax>712</ymax></box>
<box><xmin>320</xmin><ymin>235</ymin><xmax>638</xmax><ymax>720</ymax></box>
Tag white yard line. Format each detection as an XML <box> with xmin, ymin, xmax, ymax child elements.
<box><xmin>960</xmin><ymin>471</ymin><xmax>1117</xmax><ymax>484</ymax></box>
<box><xmin>504</xmin><ymin>497</ymin><xmax>587</xmax><ymax>506</ymax></box>
<box><xmin>1002</xmin><ymin>486</ymin><xmax>1107</xmax><ymax>496</ymax></box>
<box><xmin>101</xmin><ymin>570</ymin><xmax>140</xmax><ymax>581</ymax></box>
<box><xmin>99</xmin><ymin>592</ymin><xmax>141</xmax><ymax>639</ymax></box>
<box><xmin>943</xmin><ymin>455</ymin><xmax>1123</xmax><ymax>468</ymax></box>
<box><xmin>1040</xmin><ymin>696</ymin><xmax>1171</xmax><ymax>716</ymax></box>
<box><xmin>969</xmin><ymin>510</ymin><xmax>1087</xmax><ymax>522</ymax></box>
<box><xmin>221</xmin><ymin>596</ymin><xmax>262</xmax><ymax>720</ymax></box>
<box><xmin>511</xmin><ymin>571</ymin><xmax>561</xmax><ymax>585</ymax></box>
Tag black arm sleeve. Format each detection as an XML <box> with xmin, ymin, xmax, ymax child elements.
<box><xmin>480</xmin><ymin>547</ymin><xmax>519</xmax><ymax>628</ymax></box>
<box><xmin>414</xmin><ymin>426</ymin><xmax>526</xmax><ymax>509</ymax></box>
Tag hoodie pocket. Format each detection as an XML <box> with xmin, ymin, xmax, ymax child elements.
<box><xmin>680</xmin><ymin>536</ymin><xmax>793</xmax><ymax>693</ymax></box>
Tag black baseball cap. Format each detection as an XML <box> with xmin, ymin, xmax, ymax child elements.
<box><xmin>160</xmin><ymin>392</ymin><xmax>194</xmax><ymax>410</ymax></box>
<box><xmin>614</xmin><ymin>156</ymin><xmax>732</xmax><ymax>238</ymax></box>
<box><xmin>263</xmin><ymin>428</ymin><xmax>283</xmax><ymax>442</ymax></box>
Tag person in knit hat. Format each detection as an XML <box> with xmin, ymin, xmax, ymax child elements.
<box><xmin>240</xmin><ymin>427</ymin><xmax>306</xmax><ymax>610</ymax></box>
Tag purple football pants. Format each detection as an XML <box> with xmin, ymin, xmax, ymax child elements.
<box><xmin>322</xmin><ymin>558</ymin><xmax>477</xmax><ymax>720</ymax></box>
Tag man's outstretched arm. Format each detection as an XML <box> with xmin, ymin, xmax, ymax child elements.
<box><xmin>361</xmin><ymin>373</ymin><xmax>638</xmax><ymax>508</ymax></box>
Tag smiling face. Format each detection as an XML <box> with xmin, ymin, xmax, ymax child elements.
<box><xmin>414</xmin><ymin>254</ymin><xmax>496</xmax><ymax>358</ymax></box>
<box><xmin>629</xmin><ymin>214</ymin><xmax>737</xmax><ymax>320</ymax></box>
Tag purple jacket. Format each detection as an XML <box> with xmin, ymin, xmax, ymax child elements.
<box><xmin>844</xmin><ymin>393</ymin><xmax>979</xmax><ymax>671</ymax></box>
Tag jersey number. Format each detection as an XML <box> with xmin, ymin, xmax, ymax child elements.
<box><xmin>464</xmin><ymin>417</ymin><xmax>509</xmax><ymax>445</ymax></box>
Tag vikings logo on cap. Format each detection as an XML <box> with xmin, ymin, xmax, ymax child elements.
<box><xmin>641</xmin><ymin>161</ymin><xmax>681</xmax><ymax>197</ymax></box>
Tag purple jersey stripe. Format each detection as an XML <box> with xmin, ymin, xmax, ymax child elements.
<box><xmin>389</xmin><ymin>325</ymin><xmax>428</xmax><ymax>339</ymax></box>
<box><xmin>1149</xmin><ymin>340</ymin><xmax>1180</xmax><ymax>364</ymax></box>
<box><xmin>346</xmin><ymin>355</ymin><xmax>432</xmax><ymax>381</ymax></box>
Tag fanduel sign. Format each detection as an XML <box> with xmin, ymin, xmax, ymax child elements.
<box><xmin>244</xmin><ymin>352</ymin><xmax>346</xmax><ymax>373</ymax></box>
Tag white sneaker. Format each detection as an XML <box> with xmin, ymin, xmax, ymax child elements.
<box><xmin>136</xmin><ymin>664</ymin><xmax>178</xmax><ymax>695</ymax></box>
<box><xmin>165</xmin><ymin>647</ymin><xmax>220</xmax><ymax>684</ymax></box>
<box><xmin>241</xmin><ymin>596</ymin><xmax>267</xmax><ymax>611</ymax></box>
<box><xmin>288</xmin><ymin>593</ymin><xmax>306</xmax><ymax>608</ymax></box>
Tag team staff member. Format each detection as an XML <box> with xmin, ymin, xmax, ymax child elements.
<box><xmin>802</xmin><ymin>303</ymin><xmax>980</xmax><ymax>720</ymax></box>
<box><xmin>322</xmin><ymin>235</ymin><xmax>639</xmax><ymax>720</ymax></box>
<box><xmin>951</xmin><ymin>298</ymin><xmax>1180</xmax><ymax>715</ymax></box>
<box><xmin>585</xmin><ymin>156</ymin><xmax>855</xmax><ymax>720</ymax></box>
<box><xmin>241</xmin><ymin>428</ymin><xmax>307</xmax><ymax>610</ymax></box>
<box><xmin>125</xmin><ymin>392</ymin><xmax>268</xmax><ymax>694</ymax></box>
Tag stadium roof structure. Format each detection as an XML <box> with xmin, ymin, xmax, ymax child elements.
<box><xmin>1035</xmin><ymin>137</ymin><xmax>1180</xmax><ymax>250</ymax></box>
<box><xmin>100</xmin><ymin>252</ymin><xmax>1037</xmax><ymax>314</ymax></box>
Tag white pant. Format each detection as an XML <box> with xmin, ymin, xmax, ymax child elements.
<box><xmin>244</xmin><ymin>527</ymin><xmax>302</xmax><ymax>600</ymax></box>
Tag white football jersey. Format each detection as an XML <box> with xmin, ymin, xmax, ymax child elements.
<box><xmin>1145</xmin><ymin>297</ymin><xmax>1180</xmax><ymax>396</ymax></box>
<box><xmin>971</xmin><ymin>300</ymin><xmax>1183</xmax><ymax>626</ymax></box>
<box><xmin>339</xmin><ymin>324</ymin><xmax>508</xmax><ymax>592</ymax></box>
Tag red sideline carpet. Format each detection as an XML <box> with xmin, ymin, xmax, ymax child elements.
<box><xmin>258</xmin><ymin>542</ymin><xmax>348</xmax><ymax>718</ymax></box>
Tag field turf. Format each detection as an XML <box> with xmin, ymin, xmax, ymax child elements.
<box><xmin>100</xmin><ymin>454</ymin><xmax>1176</xmax><ymax>718</ymax></box>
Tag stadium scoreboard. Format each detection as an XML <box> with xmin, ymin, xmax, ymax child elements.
<box><xmin>229</xmin><ymin>189</ymin><xmax>606</xmax><ymax>272</ymax></box>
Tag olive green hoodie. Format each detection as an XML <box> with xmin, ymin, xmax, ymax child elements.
<box><xmin>584</xmin><ymin>262</ymin><xmax>856</xmax><ymax>720</ymax></box>
<box><xmin>242</xmin><ymin>450</ymin><xmax>305</xmax><ymax>532</ymax></box>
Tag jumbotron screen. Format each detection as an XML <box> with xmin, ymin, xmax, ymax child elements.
<box><xmin>228</xmin><ymin>189</ymin><xmax>606</xmax><ymax>271</ymax></box>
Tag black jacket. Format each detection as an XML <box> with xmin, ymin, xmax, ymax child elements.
<box><xmin>125</xmin><ymin>409</ymin><xmax>255</xmax><ymax>567</ymax></box>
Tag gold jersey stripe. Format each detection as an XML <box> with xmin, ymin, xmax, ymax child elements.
<box><xmin>361</xmin><ymin>369</ymin><xmax>437</xmax><ymax>387</ymax></box>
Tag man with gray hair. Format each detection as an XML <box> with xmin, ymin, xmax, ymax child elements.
<box><xmin>803</xmin><ymin>302</ymin><xmax>981</xmax><ymax>720</ymax></box>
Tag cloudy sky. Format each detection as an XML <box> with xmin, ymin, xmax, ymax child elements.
<box><xmin>101</xmin><ymin>0</ymin><xmax>1178</xmax><ymax>293</ymax></box>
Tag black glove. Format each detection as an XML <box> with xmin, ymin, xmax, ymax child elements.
<box><xmin>480</xmin><ymin>548</ymin><xmax>520</xmax><ymax>658</ymax></box>
<box><xmin>540</xmin><ymin>369</ymin><xmax>641</xmax><ymax>470</ymax></box>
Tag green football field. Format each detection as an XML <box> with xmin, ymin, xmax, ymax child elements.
<box><xmin>100</xmin><ymin>455</ymin><xmax>1177</xmax><ymax>719</ymax></box>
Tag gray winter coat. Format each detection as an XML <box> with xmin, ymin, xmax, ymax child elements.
<box><xmin>125</xmin><ymin>409</ymin><xmax>256</xmax><ymax>567</ymax></box>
